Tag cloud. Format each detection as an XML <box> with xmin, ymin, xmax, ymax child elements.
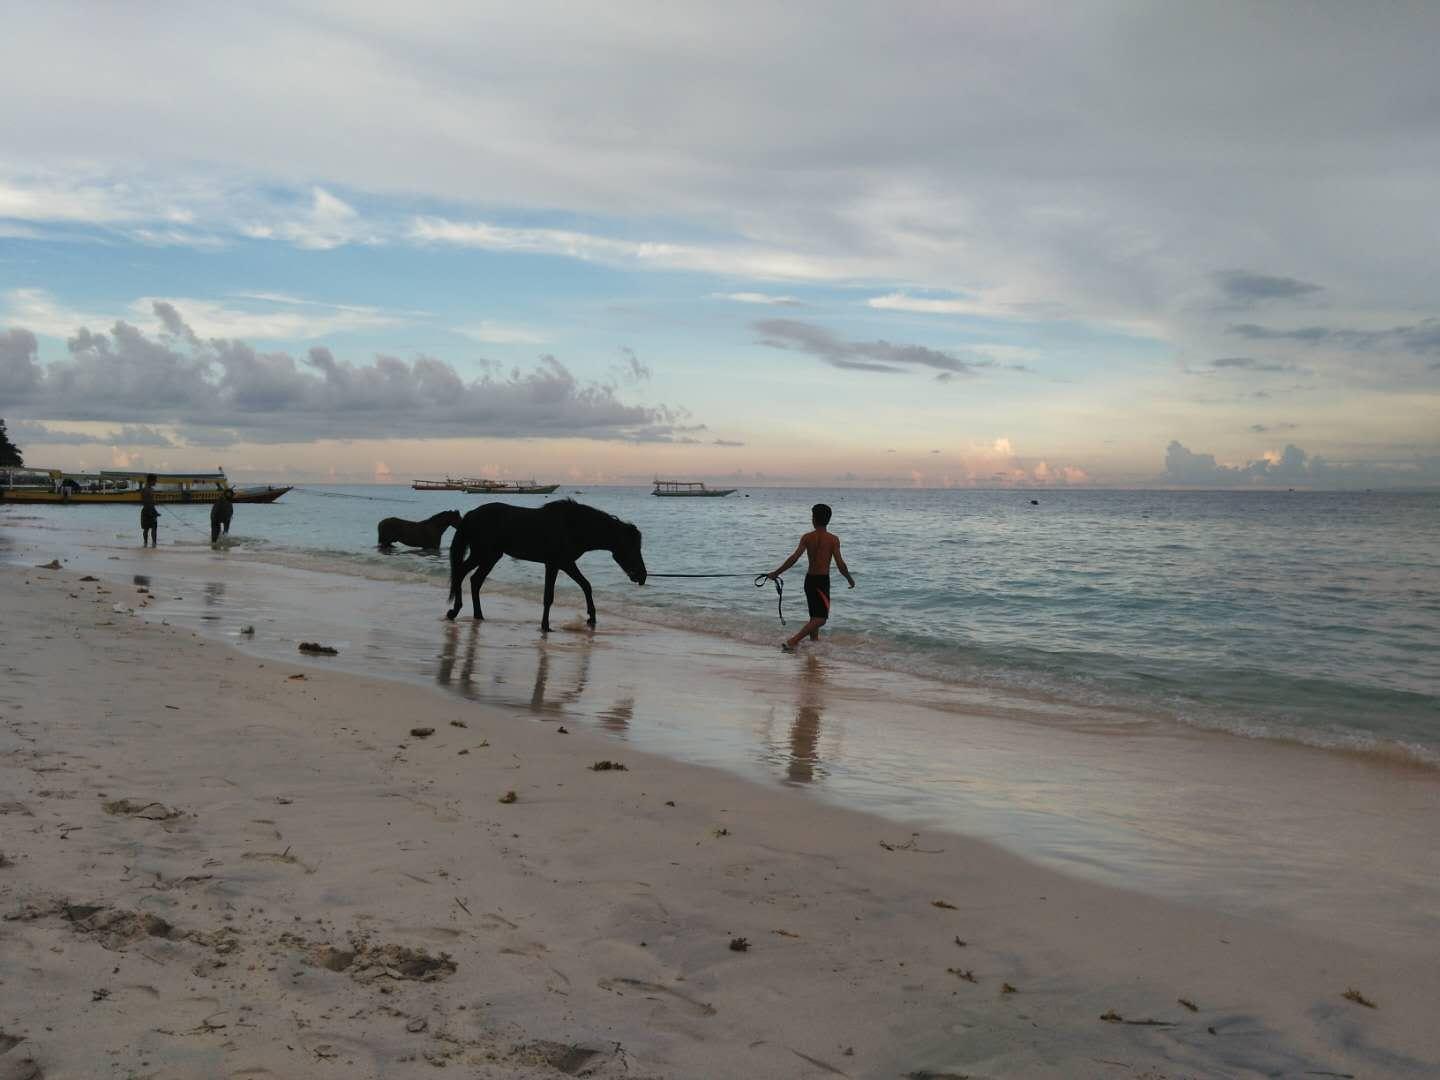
<box><xmin>1209</xmin><ymin>356</ymin><xmax>1300</xmax><ymax>373</ymax></box>
<box><xmin>1</xmin><ymin>304</ymin><xmax>687</xmax><ymax>445</ymax></box>
<box><xmin>712</xmin><ymin>292</ymin><xmax>801</xmax><ymax>306</ymax></box>
<box><xmin>614</xmin><ymin>346</ymin><xmax>651</xmax><ymax>384</ymax></box>
<box><xmin>3</xmin><ymin>288</ymin><xmax>406</xmax><ymax>342</ymax></box>
<box><xmin>9</xmin><ymin>420</ymin><xmax>174</xmax><ymax>447</ymax></box>
<box><xmin>1227</xmin><ymin>320</ymin><xmax>1440</xmax><ymax>358</ymax></box>
<box><xmin>712</xmin><ymin>438</ymin><xmax>744</xmax><ymax>447</ymax></box>
<box><xmin>454</xmin><ymin>321</ymin><xmax>547</xmax><ymax>345</ymax></box>
<box><xmin>1162</xmin><ymin>439</ymin><xmax>1440</xmax><ymax>488</ymax></box>
<box><xmin>409</xmin><ymin>217</ymin><xmax>850</xmax><ymax>281</ymax></box>
<box><xmin>1248</xmin><ymin>422</ymin><xmax>1298</xmax><ymax>433</ymax></box>
<box><xmin>1213</xmin><ymin>270</ymin><xmax>1323</xmax><ymax>304</ymax></box>
<box><xmin>752</xmin><ymin>318</ymin><xmax>990</xmax><ymax>376</ymax></box>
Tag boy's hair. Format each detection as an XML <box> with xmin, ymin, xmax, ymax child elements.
<box><xmin>811</xmin><ymin>503</ymin><xmax>832</xmax><ymax>527</ymax></box>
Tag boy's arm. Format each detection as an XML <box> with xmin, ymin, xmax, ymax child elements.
<box><xmin>834</xmin><ymin>539</ymin><xmax>856</xmax><ymax>587</ymax></box>
<box><xmin>769</xmin><ymin>537</ymin><xmax>807</xmax><ymax>579</ymax></box>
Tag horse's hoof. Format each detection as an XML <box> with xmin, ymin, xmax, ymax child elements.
<box><xmin>445</xmin><ymin>610</ymin><xmax>458</xmax><ymax>622</ymax></box>
<box><xmin>586</xmin><ymin>619</ymin><xmax>596</xmax><ymax>628</ymax></box>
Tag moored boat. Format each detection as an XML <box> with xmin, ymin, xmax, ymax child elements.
<box><xmin>412</xmin><ymin>476</ymin><xmax>477</xmax><ymax>491</ymax></box>
<box><xmin>0</xmin><ymin>468</ymin><xmax>290</xmax><ymax>505</ymax></box>
<box><xmin>461</xmin><ymin>479</ymin><xmax>559</xmax><ymax>495</ymax></box>
<box><xmin>652</xmin><ymin>478</ymin><xmax>736</xmax><ymax>497</ymax></box>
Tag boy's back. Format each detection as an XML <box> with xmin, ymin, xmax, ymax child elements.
<box><xmin>799</xmin><ymin>528</ymin><xmax>842</xmax><ymax>574</ymax></box>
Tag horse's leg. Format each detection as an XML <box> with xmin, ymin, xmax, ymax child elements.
<box><xmin>541</xmin><ymin>563</ymin><xmax>559</xmax><ymax>633</ymax></box>
<box><xmin>447</xmin><ymin>549</ymin><xmax>483</xmax><ymax>621</ymax></box>
<box><xmin>560</xmin><ymin>561</ymin><xmax>596</xmax><ymax>627</ymax></box>
<box><xmin>470</xmin><ymin>549</ymin><xmax>501</xmax><ymax>620</ymax></box>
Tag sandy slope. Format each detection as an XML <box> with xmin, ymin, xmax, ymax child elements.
<box><xmin>1</xmin><ymin>563</ymin><xmax>1436</xmax><ymax>1079</ymax></box>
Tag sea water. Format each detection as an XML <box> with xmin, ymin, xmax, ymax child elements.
<box><xmin>15</xmin><ymin>485</ymin><xmax>1434</xmax><ymax>760</ymax></box>
<box><xmin>3</xmin><ymin>486</ymin><xmax>1438</xmax><ymax>946</ymax></box>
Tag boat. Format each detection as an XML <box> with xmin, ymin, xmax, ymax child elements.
<box><xmin>652</xmin><ymin>479</ymin><xmax>737</xmax><ymax>497</ymax></box>
<box><xmin>0</xmin><ymin>467</ymin><xmax>291</xmax><ymax>505</ymax></box>
<box><xmin>461</xmin><ymin>479</ymin><xmax>559</xmax><ymax>495</ymax></box>
<box><xmin>412</xmin><ymin>476</ymin><xmax>478</xmax><ymax>491</ymax></box>
<box><xmin>416</xmin><ymin>476</ymin><xmax>558</xmax><ymax>495</ymax></box>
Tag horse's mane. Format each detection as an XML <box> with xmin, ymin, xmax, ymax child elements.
<box><xmin>553</xmin><ymin>498</ymin><xmax>639</xmax><ymax>536</ymax></box>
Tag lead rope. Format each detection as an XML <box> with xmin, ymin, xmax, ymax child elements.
<box><xmin>646</xmin><ymin>572</ymin><xmax>785</xmax><ymax>626</ymax></box>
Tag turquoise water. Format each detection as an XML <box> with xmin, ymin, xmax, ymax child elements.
<box><xmin>6</xmin><ymin>485</ymin><xmax>1439</xmax><ymax>762</ymax></box>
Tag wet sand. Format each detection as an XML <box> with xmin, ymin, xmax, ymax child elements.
<box><xmin>3</xmin><ymin>562</ymin><xmax>1439</xmax><ymax>1077</ymax></box>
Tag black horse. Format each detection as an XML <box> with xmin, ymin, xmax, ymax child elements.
<box><xmin>446</xmin><ymin>500</ymin><xmax>646</xmax><ymax>632</ymax></box>
<box><xmin>378</xmin><ymin>509</ymin><xmax>462</xmax><ymax>549</ymax></box>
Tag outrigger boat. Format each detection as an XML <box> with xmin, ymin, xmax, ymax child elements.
<box><xmin>0</xmin><ymin>468</ymin><xmax>291</xmax><ymax>505</ymax></box>
<box><xmin>652</xmin><ymin>478</ymin><xmax>736</xmax><ymax>497</ymax></box>
<box><xmin>462</xmin><ymin>478</ymin><xmax>559</xmax><ymax>495</ymax></box>
<box><xmin>412</xmin><ymin>476</ymin><xmax>476</xmax><ymax>491</ymax></box>
<box><xmin>412</xmin><ymin>476</ymin><xmax>558</xmax><ymax>494</ymax></box>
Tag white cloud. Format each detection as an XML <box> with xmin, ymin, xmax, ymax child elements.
<box><xmin>712</xmin><ymin>292</ymin><xmax>801</xmax><ymax>306</ymax></box>
<box><xmin>409</xmin><ymin>217</ymin><xmax>854</xmax><ymax>282</ymax></box>
<box><xmin>454</xmin><ymin>321</ymin><xmax>547</xmax><ymax>345</ymax></box>
<box><xmin>2</xmin><ymin>288</ymin><xmax>405</xmax><ymax>342</ymax></box>
<box><xmin>134</xmin><ymin>296</ymin><xmax>402</xmax><ymax>340</ymax></box>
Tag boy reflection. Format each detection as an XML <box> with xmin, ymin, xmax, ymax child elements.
<box><xmin>786</xmin><ymin>653</ymin><xmax>826</xmax><ymax>783</ymax></box>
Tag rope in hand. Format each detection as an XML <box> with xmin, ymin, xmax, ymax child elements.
<box><xmin>646</xmin><ymin>572</ymin><xmax>785</xmax><ymax>625</ymax></box>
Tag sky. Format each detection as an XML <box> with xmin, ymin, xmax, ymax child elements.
<box><xmin>2</xmin><ymin>1</ymin><xmax>1438</xmax><ymax>488</ymax></box>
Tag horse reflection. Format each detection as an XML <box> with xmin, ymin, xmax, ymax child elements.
<box><xmin>435</xmin><ymin>620</ymin><xmax>481</xmax><ymax>699</ymax></box>
<box><xmin>528</xmin><ymin>645</ymin><xmax>592</xmax><ymax>716</ymax></box>
<box><xmin>786</xmin><ymin>654</ymin><xmax>827</xmax><ymax>784</ymax></box>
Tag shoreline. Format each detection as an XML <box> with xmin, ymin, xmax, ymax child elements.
<box><xmin>2</xmin><ymin>562</ymin><xmax>1439</xmax><ymax>1077</ymax></box>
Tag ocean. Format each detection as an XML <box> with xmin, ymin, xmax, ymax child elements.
<box><xmin>18</xmin><ymin>484</ymin><xmax>1435</xmax><ymax>760</ymax></box>
<box><xmin>4</xmin><ymin>485</ymin><xmax>1438</xmax><ymax>946</ymax></box>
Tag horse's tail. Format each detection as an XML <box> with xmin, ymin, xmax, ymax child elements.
<box><xmin>447</xmin><ymin>519</ymin><xmax>469</xmax><ymax>612</ymax></box>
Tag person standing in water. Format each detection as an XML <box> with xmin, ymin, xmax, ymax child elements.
<box><xmin>768</xmin><ymin>502</ymin><xmax>855</xmax><ymax>652</ymax></box>
<box><xmin>210</xmin><ymin>486</ymin><xmax>234</xmax><ymax>544</ymax></box>
<box><xmin>140</xmin><ymin>473</ymin><xmax>159</xmax><ymax>547</ymax></box>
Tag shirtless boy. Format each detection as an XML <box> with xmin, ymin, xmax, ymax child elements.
<box><xmin>768</xmin><ymin>503</ymin><xmax>855</xmax><ymax>652</ymax></box>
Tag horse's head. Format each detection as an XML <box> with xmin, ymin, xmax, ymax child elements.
<box><xmin>612</xmin><ymin>522</ymin><xmax>647</xmax><ymax>585</ymax></box>
<box><xmin>441</xmin><ymin>509</ymin><xmax>463</xmax><ymax>530</ymax></box>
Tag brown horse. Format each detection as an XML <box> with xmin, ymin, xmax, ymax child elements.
<box><xmin>378</xmin><ymin>509</ymin><xmax>462</xmax><ymax>549</ymax></box>
<box><xmin>446</xmin><ymin>499</ymin><xmax>646</xmax><ymax>632</ymax></box>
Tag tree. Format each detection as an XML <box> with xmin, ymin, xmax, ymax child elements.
<box><xmin>0</xmin><ymin>418</ymin><xmax>24</xmax><ymax>467</ymax></box>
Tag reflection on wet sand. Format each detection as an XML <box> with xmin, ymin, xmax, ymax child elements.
<box><xmin>435</xmin><ymin>621</ymin><xmax>482</xmax><ymax>700</ymax></box>
<box><xmin>599</xmin><ymin>696</ymin><xmax>634</xmax><ymax>736</ymax></box>
<box><xmin>433</xmin><ymin>622</ymin><xmax>595</xmax><ymax>718</ymax></box>
<box><xmin>529</xmin><ymin>644</ymin><xmax>591</xmax><ymax>716</ymax></box>
<box><xmin>786</xmin><ymin>653</ymin><xmax>827</xmax><ymax>784</ymax></box>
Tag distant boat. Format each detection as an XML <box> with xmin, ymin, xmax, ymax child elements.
<box><xmin>0</xmin><ymin>468</ymin><xmax>290</xmax><ymax>504</ymax></box>
<box><xmin>412</xmin><ymin>476</ymin><xmax>477</xmax><ymax>491</ymax></box>
<box><xmin>461</xmin><ymin>479</ymin><xmax>559</xmax><ymax>495</ymax></box>
<box><xmin>652</xmin><ymin>478</ymin><xmax>736</xmax><ymax>497</ymax></box>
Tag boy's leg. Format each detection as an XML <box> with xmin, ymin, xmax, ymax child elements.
<box><xmin>784</xmin><ymin>617</ymin><xmax>825</xmax><ymax>650</ymax></box>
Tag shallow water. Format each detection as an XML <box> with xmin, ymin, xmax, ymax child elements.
<box><xmin>8</xmin><ymin>485</ymin><xmax>1437</xmax><ymax>760</ymax></box>
<box><xmin>3</xmin><ymin>494</ymin><xmax>1437</xmax><ymax>953</ymax></box>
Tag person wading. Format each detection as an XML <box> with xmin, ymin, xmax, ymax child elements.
<box><xmin>768</xmin><ymin>502</ymin><xmax>855</xmax><ymax>653</ymax></box>
<box><xmin>210</xmin><ymin>486</ymin><xmax>234</xmax><ymax>544</ymax></box>
<box><xmin>140</xmin><ymin>474</ymin><xmax>159</xmax><ymax>547</ymax></box>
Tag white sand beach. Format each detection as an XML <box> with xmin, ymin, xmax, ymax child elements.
<box><xmin>2</xmin><ymin>558</ymin><xmax>1438</xmax><ymax>1079</ymax></box>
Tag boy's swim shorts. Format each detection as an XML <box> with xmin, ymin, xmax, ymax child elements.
<box><xmin>804</xmin><ymin>574</ymin><xmax>831</xmax><ymax>620</ymax></box>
